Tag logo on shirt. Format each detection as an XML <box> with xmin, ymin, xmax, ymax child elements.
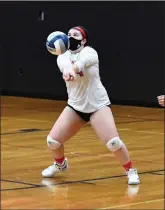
<box><xmin>77</xmin><ymin>71</ymin><xmax>84</xmax><ymax>77</ymax></box>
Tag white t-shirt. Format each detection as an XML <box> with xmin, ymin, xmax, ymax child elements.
<box><xmin>57</xmin><ymin>46</ymin><xmax>110</xmax><ymax>113</ymax></box>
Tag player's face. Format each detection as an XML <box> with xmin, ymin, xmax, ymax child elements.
<box><xmin>68</xmin><ymin>28</ymin><xmax>83</xmax><ymax>40</ymax></box>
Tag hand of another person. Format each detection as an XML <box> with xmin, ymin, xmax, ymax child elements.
<box><xmin>157</xmin><ymin>95</ymin><xmax>165</xmax><ymax>107</ymax></box>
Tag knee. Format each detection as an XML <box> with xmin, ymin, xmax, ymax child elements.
<box><xmin>106</xmin><ymin>137</ymin><xmax>123</xmax><ymax>152</ymax></box>
<box><xmin>47</xmin><ymin>135</ymin><xmax>62</xmax><ymax>150</ymax></box>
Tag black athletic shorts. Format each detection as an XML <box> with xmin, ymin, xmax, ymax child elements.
<box><xmin>67</xmin><ymin>104</ymin><xmax>110</xmax><ymax>122</ymax></box>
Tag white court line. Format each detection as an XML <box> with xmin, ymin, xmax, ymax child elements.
<box><xmin>118</xmin><ymin>128</ymin><xmax>164</xmax><ymax>135</ymax></box>
<box><xmin>96</xmin><ymin>198</ymin><xmax>164</xmax><ymax>209</ymax></box>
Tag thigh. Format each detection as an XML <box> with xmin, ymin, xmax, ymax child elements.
<box><xmin>90</xmin><ymin>106</ymin><xmax>119</xmax><ymax>143</ymax></box>
<box><xmin>49</xmin><ymin>106</ymin><xmax>86</xmax><ymax>144</ymax></box>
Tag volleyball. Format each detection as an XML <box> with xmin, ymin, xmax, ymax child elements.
<box><xmin>46</xmin><ymin>31</ymin><xmax>69</xmax><ymax>55</ymax></box>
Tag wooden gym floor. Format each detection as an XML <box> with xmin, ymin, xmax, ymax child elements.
<box><xmin>1</xmin><ymin>96</ymin><xmax>164</xmax><ymax>209</ymax></box>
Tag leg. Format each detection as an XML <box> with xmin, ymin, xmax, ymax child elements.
<box><xmin>48</xmin><ymin>106</ymin><xmax>85</xmax><ymax>159</ymax></box>
<box><xmin>42</xmin><ymin>106</ymin><xmax>86</xmax><ymax>177</ymax></box>
<box><xmin>90</xmin><ymin>106</ymin><xmax>130</xmax><ymax>165</ymax></box>
<box><xmin>90</xmin><ymin>106</ymin><xmax>140</xmax><ymax>184</ymax></box>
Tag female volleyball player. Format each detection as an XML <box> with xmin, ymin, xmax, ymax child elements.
<box><xmin>157</xmin><ymin>95</ymin><xmax>164</xmax><ymax>107</ymax></box>
<box><xmin>42</xmin><ymin>26</ymin><xmax>140</xmax><ymax>185</ymax></box>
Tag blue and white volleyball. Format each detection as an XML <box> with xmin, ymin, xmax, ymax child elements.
<box><xmin>46</xmin><ymin>31</ymin><xmax>69</xmax><ymax>55</ymax></box>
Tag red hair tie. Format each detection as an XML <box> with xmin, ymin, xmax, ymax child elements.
<box><xmin>73</xmin><ymin>27</ymin><xmax>87</xmax><ymax>39</ymax></box>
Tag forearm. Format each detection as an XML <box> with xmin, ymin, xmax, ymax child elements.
<box><xmin>73</xmin><ymin>50</ymin><xmax>98</xmax><ymax>72</ymax></box>
<box><xmin>72</xmin><ymin>62</ymin><xmax>83</xmax><ymax>73</ymax></box>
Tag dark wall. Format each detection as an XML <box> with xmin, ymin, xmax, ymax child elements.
<box><xmin>1</xmin><ymin>1</ymin><xmax>164</xmax><ymax>106</ymax></box>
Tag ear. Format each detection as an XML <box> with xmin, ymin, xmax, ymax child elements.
<box><xmin>81</xmin><ymin>38</ymin><xmax>87</xmax><ymax>45</ymax></box>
